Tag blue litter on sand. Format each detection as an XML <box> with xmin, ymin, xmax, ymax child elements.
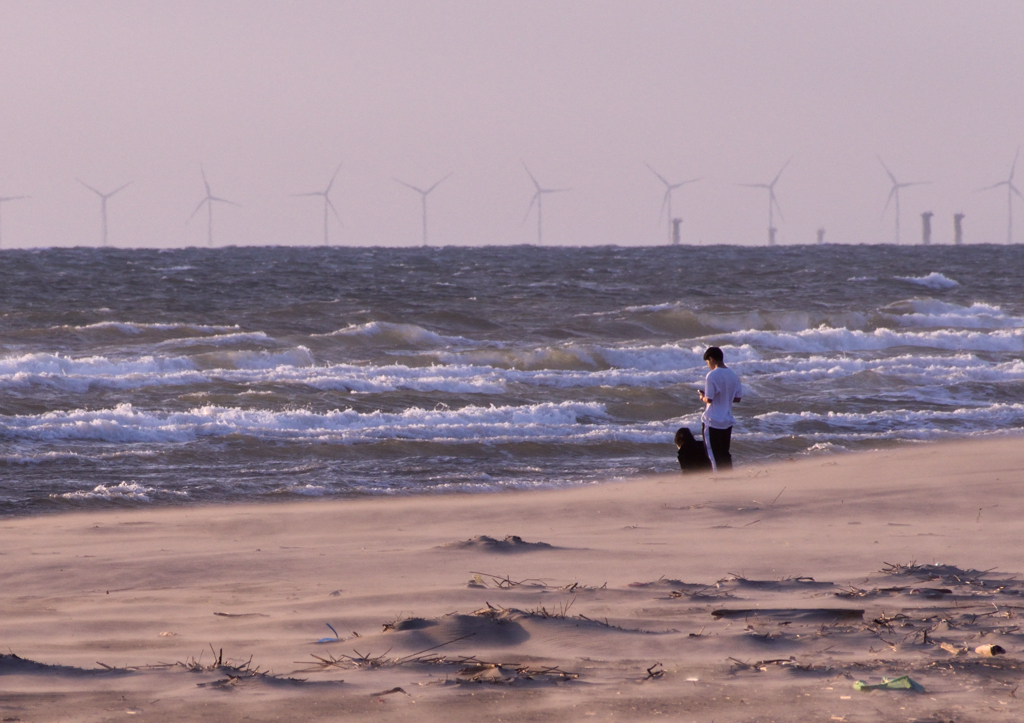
<box><xmin>315</xmin><ymin>623</ymin><xmax>340</xmax><ymax>644</ymax></box>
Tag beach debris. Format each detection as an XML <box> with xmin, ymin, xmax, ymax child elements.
<box><xmin>471</xmin><ymin>601</ymin><xmax>676</xmax><ymax>634</ymax></box>
<box><xmin>295</xmin><ymin>633</ymin><xmax>477</xmax><ymax>672</ymax></box>
<box><xmin>159</xmin><ymin>631</ymin><xmax>177</xmax><ymax>637</ymax></box>
<box><xmin>975</xmin><ymin>644</ymin><xmax>1006</xmax><ymax>657</ymax></box>
<box><xmin>940</xmin><ymin>642</ymin><xmax>967</xmax><ymax>655</ymax></box>
<box><xmin>728</xmin><ymin>656</ymin><xmax>817</xmax><ymax>673</ymax></box>
<box><xmin>315</xmin><ymin>623</ymin><xmax>340</xmax><ymax>643</ymax></box>
<box><xmin>853</xmin><ymin>675</ymin><xmax>925</xmax><ymax>693</ymax></box>
<box><xmin>453</xmin><ymin>660</ymin><xmax>578</xmax><ymax>685</ymax></box>
<box><xmin>467</xmin><ymin>571</ymin><xmax>548</xmax><ymax>589</ymax></box>
<box><xmin>712</xmin><ymin>608</ymin><xmax>864</xmax><ymax>621</ymax></box>
<box><xmin>444</xmin><ymin>535</ymin><xmax>553</xmax><ymax>553</ymax></box>
<box><xmin>382</xmin><ymin>616</ymin><xmax>436</xmax><ymax>632</ymax></box>
<box><xmin>213</xmin><ymin>611</ymin><xmax>268</xmax><ymax>618</ymax></box>
<box><xmin>369</xmin><ymin>687</ymin><xmax>408</xmax><ymax>697</ymax></box>
<box><xmin>644</xmin><ymin>662</ymin><xmax>664</xmax><ymax>680</ymax></box>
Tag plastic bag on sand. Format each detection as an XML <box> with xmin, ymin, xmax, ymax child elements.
<box><xmin>853</xmin><ymin>676</ymin><xmax>925</xmax><ymax>693</ymax></box>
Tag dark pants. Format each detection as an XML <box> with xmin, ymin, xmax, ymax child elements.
<box><xmin>702</xmin><ymin>424</ymin><xmax>733</xmax><ymax>471</ymax></box>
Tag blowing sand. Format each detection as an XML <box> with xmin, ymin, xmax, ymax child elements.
<box><xmin>3</xmin><ymin>437</ymin><xmax>1024</xmax><ymax>722</ymax></box>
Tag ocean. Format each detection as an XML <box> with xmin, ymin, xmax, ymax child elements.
<box><xmin>1</xmin><ymin>244</ymin><xmax>1022</xmax><ymax>517</ymax></box>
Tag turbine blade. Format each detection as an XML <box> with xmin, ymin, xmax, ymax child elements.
<box><xmin>739</xmin><ymin>183</ymin><xmax>769</xmax><ymax>189</ymax></box>
<box><xmin>1012</xmin><ymin>184</ymin><xmax>1024</xmax><ymax>200</ymax></box>
<box><xmin>326</xmin><ymin>197</ymin><xmax>342</xmax><ymax>222</ymax></box>
<box><xmin>522</xmin><ymin>192</ymin><xmax>539</xmax><ymax>223</ymax></box>
<box><xmin>771</xmin><ymin>191</ymin><xmax>784</xmax><ymax>222</ymax></box>
<box><xmin>881</xmin><ymin>187</ymin><xmax>897</xmax><ymax>218</ymax></box>
<box><xmin>110</xmin><ymin>181</ymin><xmax>132</xmax><ymax>197</ymax></box>
<box><xmin>877</xmin><ymin>155</ymin><xmax>898</xmax><ymax>185</ymax></box>
<box><xmin>771</xmin><ymin>158</ymin><xmax>792</xmax><ymax>186</ymax></box>
<box><xmin>394</xmin><ymin>177</ymin><xmax>425</xmax><ymax>194</ymax></box>
<box><xmin>325</xmin><ymin>162</ymin><xmax>343</xmax><ymax>193</ymax></box>
<box><xmin>660</xmin><ymin>189</ymin><xmax>670</xmax><ymax>218</ymax></box>
<box><xmin>975</xmin><ymin>181</ymin><xmax>1007</xmax><ymax>193</ymax></box>
<box><xmin>78</xmin><ymin>178</ymin><xmax>102</xmax><ymax>196</ymax></box>
<box><xmin>0</xmin><ymin>195</ymin><xmax>29</xmax><ymax>202</ymax></box>
<box><xmin>645</xmin><ymin>163</ymin><xmax>670</xmax><ymax>187</ymax></box>
<box><xmin>425</xmin><ymin>172</ymin><xmax>453</xmax><ymax>195</ymax></box>
<box><xmin>675</xmin><ymin>177</ymin><xmax>702</xmax><ymax>188</ymax></box>
<box><xmin>210</xmin><ymin>196</ymin><xmax>241</xmax><ymax>207</ymax></box>
<box><xmin>522</xmin><ymin>162</ymin><xmax>541</xmax><ymax>191</ymax></box>
<box><xmin>292</xmin><ymin>191</ymin><xmax>323</xmax><ymax>197</ymax></box>
<box><xmin>200</xmin><ymin>165</ymin><xmax>211</xmax><ymax>196</ymax></box>
<box><xmin>188</xmin><ymin>198</ymin><xmax>208</xmax><ymax>221</ymax></box>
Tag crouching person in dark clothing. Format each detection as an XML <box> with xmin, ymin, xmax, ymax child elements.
<box><xmin>675</xmin><ymin>427</ymin><xmax>712</xmax><ymax>473</ymax></box>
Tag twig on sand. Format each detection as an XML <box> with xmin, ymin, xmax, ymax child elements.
<box><xmin>468</xmin><ymin>571</ymin><xmax>548</xmax><ymax>589</ymax></box>
<box><xmin>770</xmin><ymin>486</ymin><xmax>786</xmax><ymax>506</ymax></box>
<box><xmin>644</xmin><ymin>662</ymin><xmax>664</xmax><ymax>680</ymax></box>
<box><xmin>295</xmin><ymin>634</ymin><xmax>475</xmax><ymax>672</ymax></box>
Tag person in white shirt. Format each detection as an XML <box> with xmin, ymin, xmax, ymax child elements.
<box><xmin>698</xmin><ymin>346</ymin><xmax>741</xmax><ymax>471</ymax></box>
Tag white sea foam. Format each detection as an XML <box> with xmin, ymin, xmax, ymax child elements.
<box><xmin>157</xmin><ymin>331</ymin><xmax>277</xmax><ymax>347</ymax></box>
<box><xmin>0</xmin><ymin>401</ymin><xmax>673</xmax><ymax>445</ymax></box>
<box><xmin>880</xmin><ymin>299</ymin><xmax>1024</xmax><ymax>329</ymax></box>
<box><xmin>56</xmin><ymin>321</ymin><xmax>240</xmax><ymax>335</ymax></box>
<box><xmin>319</xmin><ymin>321</ymin><xmax>472</xmax><ymax>348</ymax></box>
<box><xmin>895</xmin><ymin>272</ymin><xmax>959</xmax><ymax>289</ymax></box>
<box><xmin>720</xmin><ymin>326</ymin><xmax>1024</xmax><ymax>354</ymax></box>
<box><xmin>55</xmin><ymin>481</ymin><xmax>189</xmax><ymax>502</ymax></box>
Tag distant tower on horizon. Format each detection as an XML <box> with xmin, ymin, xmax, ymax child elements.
<box><xmin>921</xmin><ymin>211</ymin><xmax>933</xmax><ymax>245</ymax></box>
<box><xmin>954</xmin><ymin>213</ymin><xmax>965</xmax><ymax>245</ymax></box>
<box><xmin>816</xmin><ymin>227</ymin><xmax>825</xmax><ymax>244</ymax></box>
<box><xmin>768</xmin><ymin>226</ymin><xmax>777</xmax><ymax>246</ymax></box>
<box><xmin>671</xmin><ymin>217</ymin><xmax>682</xmax><ymax>245</ymax></box>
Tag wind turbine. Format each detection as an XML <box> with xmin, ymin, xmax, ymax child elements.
<box><xmin>977</xmin><ymin>148</ymin><xmax>1022</xmax><ymax>244</ymax></box>
<box><xmin>645</xmin><ymin>163</ymin><xmax>701</xmax><ymax>244</ymax></box>
<box><xmin>878</xmin><ymin>156</ymin><xmax>929</xmax><ymax>244</ymax></box>
<box><xmin>740</xmin><ymin>159</ymin><xmax>790</xmax><ymax>245</ymax></box>
<box><xmin>0</xmin><ymin>194</ymin><xmax>28</xmax><ymax>247</ymax></box>
<box><xmin>393</xmin><ymin>172</ymin><xmax>452</xmax><ymax>245</ymax></box>
<box><xmin>294</xmin><ymin>163</ymin><xmax>343</xmax><ymax>246</ymax></box>
<box><xmin>523</xmin><ymin>163</ymin><xmax>569</xmax><ymax>244</ymax></box>
<box><xmin>78</xmin><ymin>179</ymin><xmax>131</xmax><ymax>246</ymax></box>
<box><xmin>189</xmin><ymin>166</ymin><xmax>240</xmax><ymax>247</ymax></box>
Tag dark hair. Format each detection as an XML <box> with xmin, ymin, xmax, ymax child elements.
<box><xmin>703</xmin><ymin>346</ymin><xmax>724</xmax><ymax>363</ymax></box>
<box><xmin>674</xmin><ymin>427</ymin><xmax>694</xmax><ymax>447</ymax></box>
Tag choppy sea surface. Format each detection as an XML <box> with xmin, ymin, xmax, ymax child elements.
<box><xmin>1</xmin><ymin>244</ymin><xmax>1022</xmax><ymax>516</ymax></box>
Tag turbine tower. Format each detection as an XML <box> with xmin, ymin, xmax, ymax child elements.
<box><xmin>78</xmin><ymin>179</ymin><xmax>131</xmax><ymax>246</ymax></box>
<box><xmin>393</xmin><ymin>172</ymin><xmax>452</xmax><ymax>245</ymax></box>
<box><xmin>977</xmin><ymin>148</ymin><xmax>1022</xmax><ymax>244</ymax></box>
<box><xmin>293</xmin><ymin>162</ymin><xmax>343</xmax><ymax>246</ymax></box>
<box><xmin>0</xmin><ymin>194</ymin><xmax>28</xmax><ymax>247</ymax></box>
<box><xmin>189</xmin><ymin>166</ymin><xmax>240</xmax><ymax>247</ymax></box>
<box><xmin>878</xmin><ymin>156</ymin><xmax>929</xmax><ymax>244</ymax></box>
<box><xmin>740</xmin><ymin>159</ymin><xmax>790</xmax><ymax>246</ymax></box>
<box><xmin>645</xmin><ymin>163</ymin><xmax>700</xmax><ymax>244</ymax></box>
<box><xmin>523</xmin><ymin>163</ymin><xmax>569</xmax><ymax>244</ymax></box>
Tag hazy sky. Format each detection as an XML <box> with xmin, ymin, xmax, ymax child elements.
<box><xmin>1</xmin><ymin>1</ymin><xmax>1023</xmax><ymax>248</ymax></box>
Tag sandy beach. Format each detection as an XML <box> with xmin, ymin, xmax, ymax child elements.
<box><xmin>3</xmin><ymin>437</ymin><xmax>1024</xmax><ymax>722</ymax></box>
